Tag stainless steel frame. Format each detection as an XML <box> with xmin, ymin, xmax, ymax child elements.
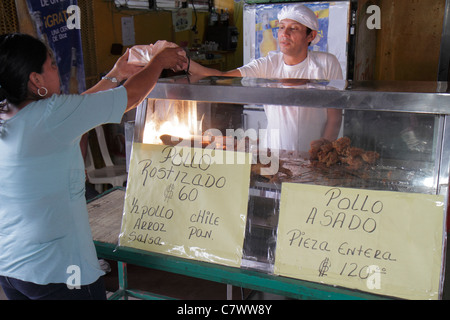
<box><xmin>148</xmin><ymin>77</ymin><xmax>450</xmax><ymax>114</ymax></box>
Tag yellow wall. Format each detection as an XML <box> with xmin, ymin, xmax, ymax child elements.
<box><xmin>91</xmin><ymin>0</ymin><xmax>242</xmax><ymax>76</ymax></box>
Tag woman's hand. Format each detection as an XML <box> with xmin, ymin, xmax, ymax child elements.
<box><xmin>108</xmin><ymin>49</ymin><xmax>143</xmax><ymax>83</ymax></box>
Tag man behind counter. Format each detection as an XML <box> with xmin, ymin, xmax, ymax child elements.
<box><xmin>189</xmin><ymin>4</ymin><xmax>343</xmax><ymax>153</ymax></box>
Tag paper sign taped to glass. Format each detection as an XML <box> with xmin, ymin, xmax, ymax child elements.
<box><xmin>275</xmin><ymin>183</ymin><xmax>445</xmax><ymax>300</ymax></box>
<box><xmin>119</xmin><ymin>143</ymin><xmax>252</xmax><ymax>268</ymax></box>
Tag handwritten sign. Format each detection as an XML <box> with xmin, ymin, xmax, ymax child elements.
<box><xmin>275</xmin><ymin>183</ymin><xmax>445</xmax><ymax>300</ymax></box>
<box><xmin>119</xmin><ymin>143</ymin><xmax>251</xmax><ymax>267</ymax></box>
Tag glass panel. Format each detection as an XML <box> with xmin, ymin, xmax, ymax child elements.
<box><xmin>134</xmin><ymin>98</ymin><xmax>442</xmax><ymax>271</ymax></box>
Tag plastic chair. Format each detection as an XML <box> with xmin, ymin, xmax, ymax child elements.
<box><xmin>85</xmin><ymin>126</ymin><xmax>128</xmax><ymax>193</ymax></box>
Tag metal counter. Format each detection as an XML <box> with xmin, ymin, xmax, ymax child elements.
<box><xmin>123</xmin><ymin>77</ymin><xmax>450</xmax><ymax>299</ymax></box>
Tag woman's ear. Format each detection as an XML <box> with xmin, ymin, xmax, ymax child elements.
<box><xmin>27</xmin><ymin>72</ymin><xmax>47</xmax><ymax>98</ymax></box>
<box><xmin>28</xmin><ymin>72</ymin><xmax>44</xmax><ymax>89</ymax></box>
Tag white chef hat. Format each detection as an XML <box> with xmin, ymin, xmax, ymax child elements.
<box><xmin>277</xmin><ymin>4</ymin><xmax>320</xmax><ymax>45</ymax></box>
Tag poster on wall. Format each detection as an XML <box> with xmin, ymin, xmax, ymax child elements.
<box><xmin>243</xmin><ymin>1</ymin><xmax>350</xmax><ymax>79</ymax></box>
<box><xmin>26</xmin><ymin>0</ymin><xmax>85</xmax><ymax>94</ymax></box>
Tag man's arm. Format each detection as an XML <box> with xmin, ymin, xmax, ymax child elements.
<box><xmin>322</xmin><ymin>53</ymin><xmax>343</xmax><ymax>141</ymax></box>
<box><xmin>188</xmin><ymin>60</ymin><xmax>242</xmax><ymax>77</ymax></box>
<box><xmin>322</xmin><ymin>108</ymin><xmax>342</xmax><ymax>141</ymax></box>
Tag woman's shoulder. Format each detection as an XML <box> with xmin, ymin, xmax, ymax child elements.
<box><xmin>35</xmin><ymin>87</ymin><xmax>125</xmax><ymax>136</ymax></box>
<box><xmin>46</xmin><ymin>86</ymin><xmax>126</xmax><ymax>113</ymax></box>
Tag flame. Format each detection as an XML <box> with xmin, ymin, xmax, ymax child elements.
<box><xmin>143</xmin><ymin>119</ymin><xmax>192</xmax><ymax>144</ymax></box>
<box><xmin>142</xmin><ymin>100</ymin><xmax>198</xmax><ymax>145</ymax></box>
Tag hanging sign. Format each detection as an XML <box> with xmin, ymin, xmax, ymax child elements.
<box><xmin>172</xmin><ymin>8</ymin><xmax>192</xmax><ymax>32</ymax></box>
<box><xmin>119</xmin><ymin>143</ymin><xmax>251</xmax><ymax>268</ymax></box>
<box><xmin>275</xmin><ymin>183</ymin><xmax>445</xmax><ymax>300</ymax></box>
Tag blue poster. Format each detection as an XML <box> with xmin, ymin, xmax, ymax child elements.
<box><xmin>26</xmin><ymin>0</ymin><xmax>85</xmax><ymax>94</ymax></box>
<box><xmin>254</xmin><ymin>2</ymin><xmax>330</xmax><ymax>59</ymax></box>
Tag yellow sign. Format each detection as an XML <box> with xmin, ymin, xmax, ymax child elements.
<box><xmin>119</xmin><ymin>143</ymin><xmax>251</xmax><ymax>267</ymax></box>
<box><xmin>275</xmin><ymin>183</ymin><xmax>445</xmax><ymax>300</ymax></box>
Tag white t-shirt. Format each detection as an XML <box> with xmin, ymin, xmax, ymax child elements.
<box><xmin>238</xmin><ymin>50</ymin><xmax>343</xmax><ymax>152</ymax></box>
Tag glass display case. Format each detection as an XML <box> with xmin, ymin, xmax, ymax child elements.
<box><xmin>127</xmin><ymin>76</ymin><xmax>449</xmax><ymax>298</ymax></box>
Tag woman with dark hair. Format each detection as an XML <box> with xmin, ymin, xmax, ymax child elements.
<box><xmin>0</xmin><ymin>33</ymin><xmax>187</xmax><ymax>300</ymax></box>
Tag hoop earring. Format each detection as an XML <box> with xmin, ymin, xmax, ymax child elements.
<box><xmin>37</xmin><ymin>87</ymin><xmax>48</xmax><ymax>97</ymax></box>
